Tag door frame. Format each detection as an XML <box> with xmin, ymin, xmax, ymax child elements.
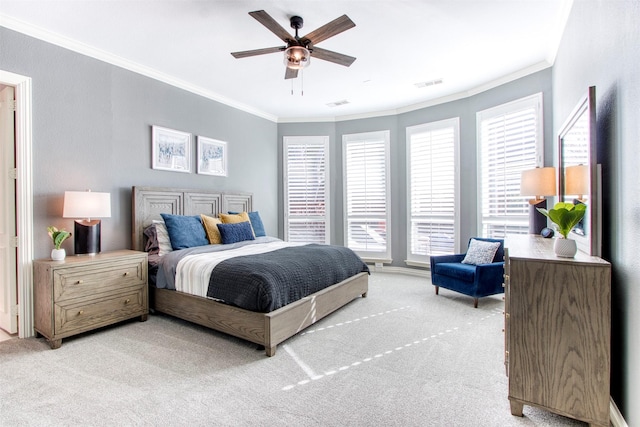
<box><xmin>0</xmin><ymin>70</ymin><xmax>34</xmax><ymax>338</ymax></box>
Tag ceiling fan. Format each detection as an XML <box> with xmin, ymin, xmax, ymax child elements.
<box><xmin>231</xmin><ymin>10</ymin><xmax>356</xmax><ymax>80</ymax></box>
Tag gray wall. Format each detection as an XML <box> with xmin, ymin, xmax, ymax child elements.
<box><xmin>6</xmin><ymin>5</ymin><xmax>634</xmax><ymax>421</ymax></box>
<box><xmin>552</xmin><ymin>1</ymin><xmax>640</xmax><ymax>423</ymax></box>
<box><xmin>0</xmin><ymin>27</ymin><xmax>278</xmax><ymax>259</ymax></box>
<box><xmin>279</xmin><ymin>69</ymin><xmax>553</xmax><ymax>265</ymax></box>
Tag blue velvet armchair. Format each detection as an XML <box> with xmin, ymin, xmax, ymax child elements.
<box><xmin>429</xmin><ymin>237</ymin><xmax>505</xmax><ymax>308</ymax></box>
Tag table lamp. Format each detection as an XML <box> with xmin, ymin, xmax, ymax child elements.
<box><xmin>63</xmin><ymin>190</ymin><xmax>111</xmax><ymax>255</ymax></box>
<box><xmin>520</xmin><ymin>167</ymin><xmax>556</xmax><ymax>234</ymax></box>
<box><xmin>565</xmin><ymin>164</ymin><xmax>589</xmax><ymax>202</ymax></box>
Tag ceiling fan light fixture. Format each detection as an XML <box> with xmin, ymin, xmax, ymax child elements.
<box><xmin>284</xmin><ymin>46</ymin><xmax>310</xmax><ymax>70</ymax></box>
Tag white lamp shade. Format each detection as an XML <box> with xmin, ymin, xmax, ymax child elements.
<box><xmin>565</xmin><ymin>164</ymin><xmax>589</xmax><ymax>196</ymax></box>
<box><xmin>63</xmin><ymin>191</ymin><xmax>111</xmax><ymax>219</ymax></box>
<box><xmin>520</xmin><ymin>167</ymin><xmax>557</xmax><ymax>197</ymax></box>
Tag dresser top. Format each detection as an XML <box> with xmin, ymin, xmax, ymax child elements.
<box><xmin>505</xmin><ymin>234</ymin><xmax>610</xmax><ymax>266</ymax></box>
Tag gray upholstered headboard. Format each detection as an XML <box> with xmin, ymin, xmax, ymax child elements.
<box><xmin>131</xmin><ymin>186</ymin><xmax>252</xmax><ymax>251</ymax></box>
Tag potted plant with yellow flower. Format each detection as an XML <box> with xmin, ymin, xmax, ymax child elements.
<box><xmin>537</xmin><ymin>202</ymin><xmax>586</xmax><ymax>257</ymax></box>
<box><xmin>48</xmin><ymin>226</ymin><xmax>71</xmax><ymax>260</ymax></box>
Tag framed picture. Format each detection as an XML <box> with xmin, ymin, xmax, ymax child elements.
<box><xmin>151</xmin><ymin>126</ymin><xmax>192</xmax><ymax>173</ymax></box>
<box><xmin>197</xmin><ymin>136</ymin><xmax>228</xmax><ymax>176</ymax></box>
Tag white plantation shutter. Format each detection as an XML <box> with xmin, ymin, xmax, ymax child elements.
<box><xmin>477</xmin><ymin>93</ymin><xmax>543</xmax><ymax>238</ymax></box>
<box><xmin>343</xmin><ymin>130</ymin><xmax>391</xmax><ymax>260</ymax></box>
<box><xmin>407</xmin><ymin>118</ymin><xmax>459</xmax><ymax>262</ymax></box>
<box><xmin>283</xmin><ymin>136</ymin><xmax>330</xmax><ymax>244</ymax></box>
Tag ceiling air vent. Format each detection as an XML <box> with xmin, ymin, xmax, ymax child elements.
<box><xmin>414</xmin><ymin>78</ymin><xmax>443</xmax><ymax>88</ymax></box>
<box><xmin>327</xmin><ymin>100</ymin><xmax>350</xmax><ymax>108</ymax></box>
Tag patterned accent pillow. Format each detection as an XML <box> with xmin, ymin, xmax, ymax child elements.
<box><xmin>201</xmin><ymin>214</ymin><xmax>223</xmax><ymax>244</ymax></box>
<box><xmin>160</xmin><ymin>214</ymin><xmax>208</xmax><ymax>250</ymax></box>
<box><xmin>217</xmin><ymin>221</ymin><xmax>256</xmax><ymax>245</ymax></box>
<box><xmin>461</xmin><ymin>239</ymin><xmax>501</xmax><ymax>265</ymax></box>
<box><xmin>152</xmin><ymin>220</ymin><xmax>173</xmax><ymax>256</ymax></box>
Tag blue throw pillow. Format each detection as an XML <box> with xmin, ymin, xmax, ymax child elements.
<box><xmin>247</xmin><ymin>211</ymin><xmax>266</xmax><ymax>237</ymax></box>
<box><xmin>227</xmin><ymin>211</ymin><xmax>266</xmax><ymax>237</ymax></box>
<box><xmin>217</xmin><ymin>221</ymin><xmax>256</xmax><ymax>244</ymax></box>
<box><xmin>160</xmin><ymin>213</ymin><xmax>208</xmax><ymax>250</ymax></box>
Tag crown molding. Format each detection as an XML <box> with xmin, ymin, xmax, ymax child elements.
<box><xmin>278</xmin><ymin>61</ymin><xmax>552</xmax><ymax>123</ymax></box>
<box><xmin>0</xmin><ymin>14</ymin><xmax>278</xmax><ymax>122</ymax></box>
<box><xmin>2</xmin><ymin>14</ymin><xmax>551</xmax><ymax>125</ymax></box>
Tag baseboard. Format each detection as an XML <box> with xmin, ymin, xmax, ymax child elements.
<box><xmin>610</xmin><ymin>397</ymin><xmax>628</xmax><ymax>427</ymax></box>
<box><xmin>368</xmin><ymin>264</ymin><xmax>430</xmax><ymax>278</ymax></box>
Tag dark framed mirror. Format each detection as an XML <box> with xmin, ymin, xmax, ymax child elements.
<box><xmin>557</xmin><ymin>86</ymin><xmax>600</xmax><ymax>256</ymax></box>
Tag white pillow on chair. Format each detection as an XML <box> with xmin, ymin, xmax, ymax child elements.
<box><xmin>461</xmin><ymin>239</ymin><xmax>500</xmax><ymax>265</ymax></box>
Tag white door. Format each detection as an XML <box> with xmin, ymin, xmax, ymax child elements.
<box><xmin>0</xmin><ymin>85</ymin><xmax>17</xmax><ymax>334</ymax></box>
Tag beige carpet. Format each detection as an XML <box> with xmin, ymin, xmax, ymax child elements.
<box><xmin>0</xmin><ymin>272</ymin><xmax>586</xmax><ymax>426</ymax></box>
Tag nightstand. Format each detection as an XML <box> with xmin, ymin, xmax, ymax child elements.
<box><xmin>33</xmin><ymin>250</ymin><xmax>148</xmax><ymax>349</ymax></box>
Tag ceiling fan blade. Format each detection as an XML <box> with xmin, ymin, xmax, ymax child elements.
<box><xmin>301</xmin><ymin>15</ymin><xmax>355</xmax><ymax>46</ymax></box>
<box><xmin>284</xmin><ymin>67</ymin><xmax>299</xmax><ymax>80</ymax></box>
<box><xmin>249</xmin><ymin>10</ymin><xmax>293</xmax><ymax>43</ymax></box>
<box><xmin>311</xmin><ymin>47</ymin><xmax>356</xmax><ymax>67</ymax></box>
<box><xmin>231</xmin><ymin>46</ymin><xmax>284</xmax><ymax>59</ymax></box>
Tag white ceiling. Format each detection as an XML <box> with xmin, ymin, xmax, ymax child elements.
<box><xmin>0</xmin><ymin>0</ymin><xmax>572</xmax><ymax>122</ymax></box>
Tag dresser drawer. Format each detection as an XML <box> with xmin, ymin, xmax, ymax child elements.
<box><xmin>54</xmin><ymin>286</ymin><xmax>146</xmax><ymax>335</ymax></box>
<box><xmin>53</xmin><ymin>258</ymin><xmax>146</xmax><ymax>302</ymax></box>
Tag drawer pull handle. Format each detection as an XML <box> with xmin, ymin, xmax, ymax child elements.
<box><xmin>123</xmin><ymin>272</ymin><xmax>130</xmax><ymax>277</ymax></box>
<box><xmin>124</xmin><ymin>299</ymin><xmax>131</xmax><ymax>304</ymax></box>
<box><xmin>78</xmin><ymin>310</ymin><xmax>84</xmax><ymax>316</ymax></box>
<box><xmin>75</xmin><ymin>280</ymin><xmax>84</xmax><ymax>285</ymax></box>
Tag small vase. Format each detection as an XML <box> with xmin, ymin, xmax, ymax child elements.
<box><xmin>51</xmin><ymin>248</ymin><xmax>66</xmax><ymax>261</ymax></box>
<box><xmin>554</xmin><ymin>238</ymin><xmax>577</xmax><ymax>258</ymax></box>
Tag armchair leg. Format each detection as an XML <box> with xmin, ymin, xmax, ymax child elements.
<box><xmin>435</xmin><ymin>286</ymin><xmax>439</xmax><ymax>295</ymax></box>
<box><xmin>473</xmin><ymin>298</ymin><xmax>478</xmax><ymax>308</ymax></box>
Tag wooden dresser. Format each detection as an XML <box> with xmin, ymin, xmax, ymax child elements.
<box><xmin>504</xmin><ymin>235</ymin><xmax>610</xmax><ymax>426</ymax></box>
<box><xmin>34</xmin><ymin>250</ymin><xmax>148</xmax><ymax>349</ymax></box>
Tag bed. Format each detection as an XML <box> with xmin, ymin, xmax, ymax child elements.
<box><xmin>132</xmin><ymin>186</ymin><xmax>369</xmax><ymax>356</ymax></box>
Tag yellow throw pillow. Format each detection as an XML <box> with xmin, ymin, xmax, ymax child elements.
<box><xmin>219</xmin><ymin>212</ymin><xmax>250</xmax><ymax>224</ymax></box>
<box><xmin>200</xmin><ymin>214</ymin><xmax>222</xmax><ymax>244</ymax></box>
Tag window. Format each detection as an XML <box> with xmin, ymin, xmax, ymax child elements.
<box><xmin>477</xmin><ymin>93</ymin><xmax>543</xmax><ymax>238</ymax></box>
<box><xmin>343</xmin><ymin>130</ymin><xmax>391</xmax><ymax>260</ymax></box>
<box><xmin>406</xmin><ymin>118</ymin><xmax>459</xmax><ymax>264</ymax></box>
<box><xmin>283</xmin><ymin>136</ymin><xmax>330</xmax><ymax>244</ymax></box>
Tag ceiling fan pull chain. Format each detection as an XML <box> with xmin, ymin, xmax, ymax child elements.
<box><xmin>301</xmin><ymin>69</ymin><xmax>304</xmax><ymax>96</ymax></box>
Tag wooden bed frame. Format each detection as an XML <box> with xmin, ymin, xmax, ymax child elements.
<box><xmin>132</xmin><ymin>186</ymin><xmax>368</xmax><ymax>356</ymax></box>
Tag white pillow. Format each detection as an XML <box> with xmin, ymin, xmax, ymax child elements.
<box><xmin>461</xmin><ymin>239</ymin><xmax>500</xmax><ymax>265</ymax></box>
<box><xmin>152</xmin><ymin>219</ymin><xmax>173</xmax><ymax>256</ymax></box>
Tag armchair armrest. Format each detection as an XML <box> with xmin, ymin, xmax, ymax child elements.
<box><xmin>474</xmin><ymin>262</ymin><xmax>505</xmax><ymax>294</ymax></box>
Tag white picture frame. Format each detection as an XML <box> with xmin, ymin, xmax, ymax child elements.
<box><xmin>151</xmin><ymin>125</ymin><xmax>192</xmax><ymax>173</ymax></box>
<box><xmin>197</xmin><ymin>136</ymin><xmax>228</xmax><ymax>176</ymax></box>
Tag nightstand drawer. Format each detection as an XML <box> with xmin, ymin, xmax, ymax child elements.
<box><xmin>54</xmin><ymin>286</ymin><xmax>146</xmax><ymax>335</ymax></box>
<box><xmin>53</xmin><ymin>258</ymin><xmax>146</xmax><ymax>301</ymax></box>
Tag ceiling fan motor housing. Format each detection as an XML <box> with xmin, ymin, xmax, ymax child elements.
<box><xmin>290</xmin><ymin>16</ymin><xmax>304</xmax><ymax>31</ymax></box>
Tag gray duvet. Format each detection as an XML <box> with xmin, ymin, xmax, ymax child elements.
<box><xmin>154</xmin><ymin>237</ymin><xmax>369</xmax><ymax>312</ymax></box>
